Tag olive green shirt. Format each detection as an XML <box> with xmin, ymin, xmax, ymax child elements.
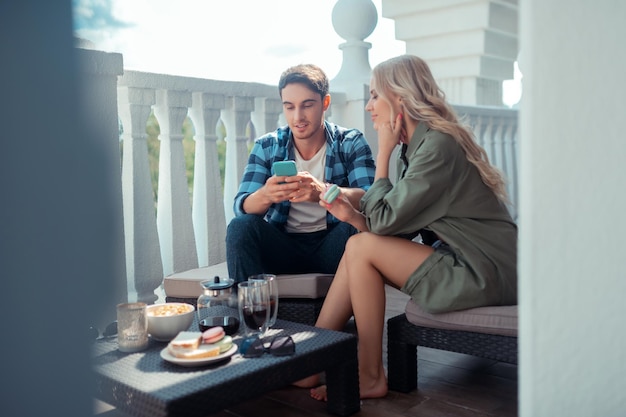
<box><xmin>360</xmin><ymin>123</ymin><xmax>517</xmax><ymax>312</ymax></box>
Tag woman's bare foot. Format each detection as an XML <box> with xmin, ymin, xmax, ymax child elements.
<box><xmin>310</xmin><ymin>385</ymin><xmax>327</xmax><ymax>401</ymax></box>
<box><xmin>309</xmin><ymin>376</ymin><xmax>388</xmax><ymax>402</ymax></box>
<box><xmin>360</xmin><ymin>374</ymin><xmax>388</xmax><ymax>399</ymax></box>
<box><xmin>293</xmin><ymin>374</ymin><xmax>321</xmax><ymax>388</ymax></box>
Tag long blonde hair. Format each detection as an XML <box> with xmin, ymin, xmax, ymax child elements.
<box><xmin>372</xmin><ymin>55</ymin><xmax>509</xmax><ymax>203</ymax></box>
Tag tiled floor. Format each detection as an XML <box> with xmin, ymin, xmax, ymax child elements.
<box><xmin>95</xmin><ymin>286</ymin><xmax>518</xmax><ymax>417</ymax></box>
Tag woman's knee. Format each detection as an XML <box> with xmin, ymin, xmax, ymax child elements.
<box><xmin>344</xmin><ymin>232</ymin><xmax>379</xmax><ymax>260</ymax></box>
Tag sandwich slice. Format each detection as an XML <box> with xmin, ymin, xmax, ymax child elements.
<box><xmin>166</xmin><ymin>330</ymin><xmax>232</xmax><ymax>359</ymax></box>
<box><xmin>167</xmin><ymin>331</ymin><xmax>219</xmax><ymax>359</ymax></box>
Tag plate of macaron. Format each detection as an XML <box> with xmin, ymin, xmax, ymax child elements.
<box><xmin>160</xmin><ymin>326</ymin><xmax>237</xmax><ymax>367</ymax></box>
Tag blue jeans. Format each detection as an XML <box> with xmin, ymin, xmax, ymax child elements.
<box><xmin>226</xmin><ymin>214</ymin><xmax>357</xmax><ymax>283</ymax></box>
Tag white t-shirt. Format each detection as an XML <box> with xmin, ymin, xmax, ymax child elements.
<box><xmin>285</xmin><ymin>146</ymin><xmax>327</xmax><ymax>233</ymax></box>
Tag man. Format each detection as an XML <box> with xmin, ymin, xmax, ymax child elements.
<box><xmin>226</xmin><ymin>64</ymin><xmax>375</xmax><ymax>282</ymax></box>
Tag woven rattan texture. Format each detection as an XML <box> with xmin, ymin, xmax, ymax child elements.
<box><xmin>93</xmin><ymin>318</ymin><xmax>359</xmax><ymax>416</ymax></box>
<box><xmin>165</xmin><ymin>296</ymin><xmax>324</xmax><ymax>326</ymax></box>
<box><xmin>386</xmin><ymin>313</ymin><xmax>518</xmax><ymax>393</ymax></box>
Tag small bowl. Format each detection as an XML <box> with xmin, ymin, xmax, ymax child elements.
<box><xmin>146</xmin><ymin>302</ymin><xmax>195</xmax><ymax>341</ymax></box>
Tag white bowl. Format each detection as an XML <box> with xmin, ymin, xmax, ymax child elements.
<box><xmin>146</xmin><ymin>302</ymin><xmax>195</xmax><ymax>341</ymax></box>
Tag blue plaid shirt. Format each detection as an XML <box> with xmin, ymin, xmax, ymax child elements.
<box><xmin>233</xmin><ymin>121</ymin><xmax>376</xmax><ymax>229</ymax></box>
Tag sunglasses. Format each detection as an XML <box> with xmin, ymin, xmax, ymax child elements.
<box><xmin>88</xmin><ymin>321</ymin><xmax>118</xmax><ymax>341</ymax></box>
<box><xmin>241</xmin><ymin>335</ymin><xmax>295</xmax><ymax>358</ymax></box>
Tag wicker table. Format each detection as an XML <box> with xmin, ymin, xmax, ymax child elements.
<box><xmin>92</xmin><ymin>319</ymin><xmax>360</xmax><ymax>416</ymax></box>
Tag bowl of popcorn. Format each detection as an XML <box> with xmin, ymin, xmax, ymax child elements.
<box><xmin>146</xmin><ymin>302</ymin><xmax>195</xmax><ymax>341</ymax></box>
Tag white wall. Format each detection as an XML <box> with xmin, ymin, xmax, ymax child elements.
<box><xmin>519</xmin><ymin>1</ymin><xmax>626</xmax><ymax>416</ymax></box>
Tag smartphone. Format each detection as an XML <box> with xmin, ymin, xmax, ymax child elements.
<box><xmin>273</xmin><ymin>160</ymin><xmax>297</xmax><ymax>177</ymax></box>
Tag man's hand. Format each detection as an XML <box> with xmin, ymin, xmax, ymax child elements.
<box><xmin>263</xmin><ymin>174</ymin><xmax>301</xmax><ymax>203</ymax></box>
<box><xmin>287</xmin><ymin>172</ymin><xmax>323</xmax><ymax>203</ymax></box>
<box><xmin>242</xmin><ymin>171</ymin><xmax>323</xmax><ymax>214</ymax></box>
<box><xmin>264</xmin><ymin>171</ymin><xmax>322</xmax><ymax>204</ymax></box>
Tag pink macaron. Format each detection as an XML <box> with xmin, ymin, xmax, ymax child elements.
<box><xmin>202</xmin><ymin>326</ymin><xmax>225</xmax><ymax>344</ymax></box>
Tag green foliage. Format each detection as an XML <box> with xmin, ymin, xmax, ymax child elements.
<box><xmin>217</xmin><ymin>139</ymin><xmax>226</xmax><ymax>181</ymax></box>
<box><xmin>146</xmin><ymin>112</ymin><xmax>161</xmax><ymax>204</ymax></box>
<box><xmin>182</xmin><ymin>117</ymin><xmax>195</xmax><ymax>198</ymax></box>
<box><xmin>142</xmin><ymin>112</ymin><xmax>226</xmax><ymax>209</ymax></box>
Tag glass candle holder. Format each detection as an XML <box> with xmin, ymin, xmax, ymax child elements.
<box><xmin>116</xmin><ymin>302</ymin><xmax>149</xmax><ymax>352</ymax></box>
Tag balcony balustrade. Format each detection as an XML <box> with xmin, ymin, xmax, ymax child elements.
<box><xmin>77</xmin><ymin>48</ymin><xmax>518</xmax><ymax>308</ymax></box>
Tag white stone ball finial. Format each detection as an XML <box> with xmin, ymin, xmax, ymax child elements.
<box><xmin>331</xmin><ymin>0</ymin><xmax>378</xmax><ymax>94</ymax></box>
<box><xmin>332</xmin><ymin>0</ymin><xmax>378</xmax><ymax>42</ymax></box>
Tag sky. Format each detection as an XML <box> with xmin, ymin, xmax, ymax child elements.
<box><xmin>72</xmin><ymin>0</ymin><xmax>521</xmax><ymax>106</ymax></box>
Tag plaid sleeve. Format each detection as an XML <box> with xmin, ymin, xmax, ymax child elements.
<box><xmin>345</xmin><ymin>131</ymin><xmax>376</xmax><ymax>189</ymax></box>
<box><xmin>330</xmin><ymin>127</ymin><xmax>376</xmax><ymax>190</ymax></box>
<box><xmin>233</xmin><ymin>128</ymin><xmax>292</xmax><ymax>220</ymax></box>
<box><xmin>233</xmin><ymin>137</ymin><xmax>274</xmax><ymax>217</ymax></box>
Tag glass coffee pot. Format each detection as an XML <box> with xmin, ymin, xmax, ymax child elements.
<box><xmin>196</xmin><ymin>276</ymin><xmax>240</xmax><ymax>335</ymax></box>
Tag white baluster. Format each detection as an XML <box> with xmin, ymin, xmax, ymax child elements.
<box><xmin>252</xmin><ymin>97</ymin><xmax>282</xmax><ymax>136</ymax></box>
<box><xmin>153</xmin><ymin>89</ymin><xmax>198</xmax><ymax>276</ymax></box>
<box><xmin>222</xmin><ymin>96</ymin><xmax>255</xmax><ymax>223</ymax></box>
<box><xmin>189</xmin><ymin>92</ymin><xmax>227</xmax><ymax>267</ymax></box>
<box><xmin>493</xmin><ymin>117</ymin><xmax>506</xmax><ymax>171</ymax></box>
<box><xmin>118</xmin><ymin>86</ymin><xmax>162</xmax><ymax>303</ymax></box>
<box><xmin>482</xmin><ymin>116</ymin><xmax>496</xmax><ymax>164</ymax></box>
<box><xmin>473</xmin><ymin>114</ymin><xmax>487</xmax><ymax>149</ymax></box>
<box><xmin>503</xmin><ymin>119</ymin><xmax>519</xmax><ymax>220</ymax></box>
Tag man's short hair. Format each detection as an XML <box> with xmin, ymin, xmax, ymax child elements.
<box><xmin>278</xmin><ymin>64</ymin><xmax>329</xmax><ymax>100</ymax></box>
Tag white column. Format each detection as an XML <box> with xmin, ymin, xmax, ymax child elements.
<box><xmin>519</xmin><ymin>1</ymin><xmax>626</xmax><ymax>416</ymax></box>
<box><xmin>2</xmin><ymin>4</ymin><xmax>119</xmax><ymax>414</ymax></box>
<box><xmin>153</xmin><ymin>89</ymin><xmax>198</xmax><ymax>276</ymax></box>
<box><xmin>382</xmin><ymin>0</ymin><xmax>518</xmax><ymax>106</ymax></box>
<box><xmin>75</xmin><ymin>49</ymin><xmax>128</xmax><ymax>314</ymax></box>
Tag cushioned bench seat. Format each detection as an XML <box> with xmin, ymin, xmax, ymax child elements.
<box><xmin>386</xmin><ymin>300</ymin><xmax>518</xmax><ymax>393</ymax></box>
<box><xmin>163</xmin><ymin>262</ymin><xmax>333</xmax><ymax>325</ymax></box>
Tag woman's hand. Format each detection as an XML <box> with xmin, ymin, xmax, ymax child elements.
<box><xmin>319</xmin><ymin>186</ymin><xmax>368</xmax><ymax>231</ymax></box>
<box><xmin>373</xmin><ymin>113</ymin><xmax>405</xmax><ymax>180</ymax></box>
<box><xmin>377</xmin><ymin>113</ymin><xmax>405</xmax><ymax>159</ymax></box>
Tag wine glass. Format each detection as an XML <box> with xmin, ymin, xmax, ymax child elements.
<box><xmin>248</xmin><ymin>274</ymin><xmax>278</xmax><ymax>328</ymax></box>
<box><xmin>237</xmin><ymin>280</ymin><xmax>270</xmax><ymax>337</ymax></box>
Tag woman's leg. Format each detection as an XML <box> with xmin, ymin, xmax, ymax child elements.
<box><xmin>310</xmin><ymin>233</ymin><xmax>433</xmax><ymax>400</ymax></box>
<box><xmin>293</xmin><ymin>254</ymin><xmax>354</xmax><ymax>388</ymax></box>
<box><xmin>315</xmin><ymin>222</ymin><xmax>358</xmax><ymax>274</ymax></box>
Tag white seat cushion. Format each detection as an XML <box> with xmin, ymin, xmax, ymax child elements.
<box><xmin>163</xmin><ymin>262</ymin><xmax>333</xmax><ymax>299</ymax></box>
<box><xmin>405</xmin><ymin>300</ymin><xmax>517</xmax><ymax>337</ymax></box>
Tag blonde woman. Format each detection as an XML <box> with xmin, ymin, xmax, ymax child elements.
<box><xmin>297</xmin><ymin>55</ymin><xmax>517</xmax><ymax>400</ymax></box>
